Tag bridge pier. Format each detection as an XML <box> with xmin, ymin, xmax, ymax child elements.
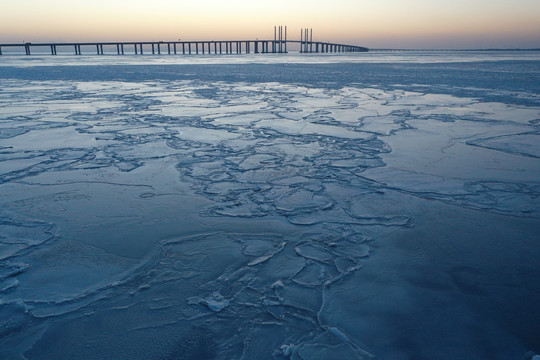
<box><xmin>50</xmin><ymin>45</ymin><xmax>56</xmax><ymax>55</ymax></box>
<box><xmin>280</xmin><ymin>28</ymin><xmax>282</xmax><ymax>53</ymax></box>
<box><xmin>285</xmin><ymin>26</ymin><xmax>288</xmax><ymax>53</ymax></box>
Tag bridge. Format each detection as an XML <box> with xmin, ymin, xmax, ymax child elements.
<box><xmin>0</xmin><ymin>27</ymin><xmax>368</xmax><ymax>56</ymax></box>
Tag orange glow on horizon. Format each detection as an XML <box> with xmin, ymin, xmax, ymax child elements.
<box><xmin>1</xmin><ymin>0</ymin><xmax>539</xmax><ymax>49</ymax></box>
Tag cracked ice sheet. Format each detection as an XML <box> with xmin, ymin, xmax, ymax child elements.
<box><xmin>361</xmin><ymin>113</ymin><xmax>540</xmax><ymax>216</ymax></box>
<box><xmin>0</xmin><ymin>59</ymin><xmax>539</xmax><ymax>360</ymax></box>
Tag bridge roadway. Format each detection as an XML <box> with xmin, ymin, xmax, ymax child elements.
<box><xmin>0</xmin><ymin>40</ymin><xmax>368</xmax><ymax>56</ymax></box>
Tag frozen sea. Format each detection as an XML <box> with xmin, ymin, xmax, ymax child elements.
<box><xmin>0</xmin><ymin>51</ymin><xmax>539</xmax><ymax>360</ymax></box>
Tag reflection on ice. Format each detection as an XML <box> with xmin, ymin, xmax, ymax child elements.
<box><xmin>0</xmin><ymin>57</ymin><xmax>539</xmax><ymax>359</ymax></box>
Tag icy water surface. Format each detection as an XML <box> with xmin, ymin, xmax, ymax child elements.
<box><xmin>0</xmin><ymin>52</ymin><xmax>539</xmax><ymax>359</ymax></box>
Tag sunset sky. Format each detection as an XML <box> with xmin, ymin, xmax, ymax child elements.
<box><xmin>1</xmin><ymin>0</ymin><xmax>539</xmax><ymax>49</ymax></box>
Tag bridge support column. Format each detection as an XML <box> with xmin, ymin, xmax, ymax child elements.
<box><xmin>285</xmin><ymin>26</ymin><xmax>288</xmax><ymax>53</ymax></box>
<box><xmin>167</xmin><ymin>43</ymin><xmax>171</xmax><ymax>54</ymax></box>
<box><xmin>174</xmin><ymin>43</ymin><xmax>177</xmax><ymax>54</ymax></box>
<box><xmin>274</xmin><ymin>26</ymin><xmax>276</xmax><ymax>52</ymax></box>
<box><xmin>152</xmin><ymin>44</ymin><xmax>155</xmax><ymax>54</ymax></box>
<box><xmin>280</xmin><ymin>26</ymin><xmax>283</xmax><ymax>52</ymax></box>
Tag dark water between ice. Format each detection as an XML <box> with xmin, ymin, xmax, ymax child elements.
<box><xmin>1</xmin><ymin>52</ymin><xmax>539</xmax><ymax>359</ymax></box>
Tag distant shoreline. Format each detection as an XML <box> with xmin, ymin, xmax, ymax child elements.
<box><xmin>370</xmin><ymin>48</ymin><xmax>540</xmax><ymax>52</ymax></box>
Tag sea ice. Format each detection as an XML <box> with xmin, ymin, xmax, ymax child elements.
<box><xmin>0</xmin><ymin>51</ymin><xmax>539</xmax><ymax>360</ymax></box>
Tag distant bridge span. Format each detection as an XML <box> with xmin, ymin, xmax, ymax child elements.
<box><xmin>0</xmin><ymin>40</ymin><xmax>368</xmax><ymax>56</ymax></box>
<box><xmin>0</xmin><ymin>27</ymin><xmax>368</xmax><ymax>56</ymax></box>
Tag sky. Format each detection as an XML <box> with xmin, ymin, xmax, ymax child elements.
<box><xmin>1</xmin><ymin>0</ymin><xmax>540</xmax><ymax>49</ymax></box>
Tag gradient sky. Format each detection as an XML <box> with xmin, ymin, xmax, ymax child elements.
<box><xmin>1</xmin><ymin>0</ymin><xmax>539</xmax><ymax>49</ymax></box>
